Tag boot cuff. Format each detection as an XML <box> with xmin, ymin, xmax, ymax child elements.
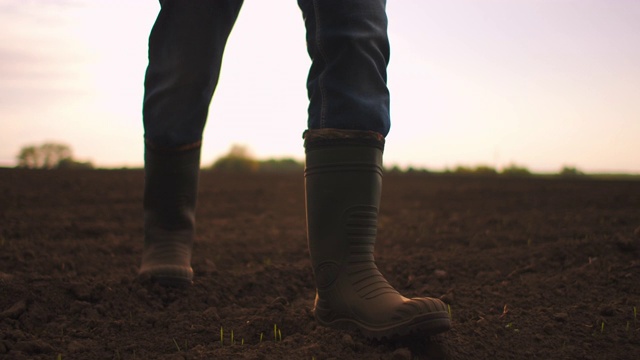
<box><xmin>303</xmin><ymin>129</ymin><xmax>385</xmax><ymax>151</ymax></box>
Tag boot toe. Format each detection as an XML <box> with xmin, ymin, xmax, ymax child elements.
<box><xmin>393</xmin><ymin>297</ymin><xmax>448</xmax><ymax>320</ymax></box>
<box><xmin>356</xmin><ymin>297</ymin><xmax>451</xmax><ymax>339</ymax></box>
<box><xmin>387</xmin><ymin>297</ymin><xmax>451</xmax><ymax>337</ymax></box>
<box><xmin>315</xmin><ymin>294</ymin><xmax>451</xmax><ymax>340</ymax></box>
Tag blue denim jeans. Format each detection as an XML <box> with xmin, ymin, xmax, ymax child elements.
<box><xmin>143</xmin><ymin>0</ymin><xmax>390</xmax><ymax>149</ymax></box>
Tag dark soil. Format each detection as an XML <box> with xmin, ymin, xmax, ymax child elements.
<box><xmin>1</xmin><ymin>168</ymin><xmax>639</xmax><ymax>359</ymax></box>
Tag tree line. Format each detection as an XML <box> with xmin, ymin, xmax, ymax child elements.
<box><xmin>14</xmin><ymin>142</ymin><xmax>589</xmax><ymax>177</ymax></box>
<box><xmin>16</xmin><ymin>142</ymin><xmax>93</xmax><ymax>169</ymax></box>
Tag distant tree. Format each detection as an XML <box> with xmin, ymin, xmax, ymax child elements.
<box><xmin>559</xmin><ymin>166</ymin><xmax>586</xmax><ymax>177</ymax></box>
<box><xmin>385</xmin><ymin>165</ymin><xmax>403</xmax><ymax>174</ymax></box>
<box><xmin>211</xmin><ymin>144</ymin><xmax>259</xmax><ymax>172</ymax></box>
<box><xmin>17</xmin><ymin>142</ymin><xmax>75</xmax><ymax>169</ymax></box>
<box><xmin>451</xmin><ymin>165</ymin><xmax>497</xmax><ymax>176</ymax></box>
<box><xmin>57</xmin><ymin>158</ymin><xmax>94</xmax><ymax>170</ymax></box>
<box><xmin>501</xmin><ymin>163</ymin><xmax>531</xmax><ymax>177</ymax></box>
<box><xmin>474</xmin><ymin>165</ymin><xmax>498</xmax><ymax>176</ymax></box>
<box><xmin>16</xmin><ymin>145</ymin><xmax>39</xmax><ymax>168</ymax></box>
<box><xmin>453</xmin><ymin>166</ymin><xmax>473</xmax><ymax>175</ymax></box>
<box><xmin>258</xmin><ymin>158</ymin><xmax>303</xmax><ymax>172</ymax></box>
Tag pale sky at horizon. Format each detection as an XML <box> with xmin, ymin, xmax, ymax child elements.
<box><xmin>1</xmin><ymin>0</ymin><xmax>639</xmax><ymax>173</ymax></box>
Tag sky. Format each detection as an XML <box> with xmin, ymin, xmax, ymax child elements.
<box><xmin>1</xmin><ymin>0</ymin><xmax>639</xmax><ymax>173</ymax></box>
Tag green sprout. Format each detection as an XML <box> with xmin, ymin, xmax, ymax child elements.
<box><xmin>220</xmin><ymin>327</ymin><xmax>224</xmax><ymax>346</ymax></box>
<box><xmin>274</xmin><ymin>324</ymin><xmax>277</xmax><ymax>341</ymax></box>
<box><xmin>172</xmin><ymin>338</ymin><xmax>181</xmax><ymax>352</ymax></box>
<box><xmin>231</xmin><ymin>330</ymin><xmax>235</xmax><ymax>345</ymax></box>
<box><xmin>600</xmin><ymin>321</ymin><xmax>605</xmax><ymax>333</ymax></box>
<box><xmin>260</xmin><ymin>332</ymin><xmax>264</xmax><ymax>343</ymax></box>
<box><xmin>447</xmin><ymin>304</ymin><xmax>452</xmax><ymax>318</ymax></box>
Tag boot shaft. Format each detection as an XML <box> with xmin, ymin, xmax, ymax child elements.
<box><xmin>144</xmin><ymin>145</ymin><xmax>200</xmax><ymax>234</ymax></box>
<box><xmin>139</xmin><ymin>144</ymin><xmax>200</xmax><ymax>286</ymax></box>
<box><xmin>304</xmin><ymin>129</ymin><xmax>385</xmax><ymax>277</ymax></box>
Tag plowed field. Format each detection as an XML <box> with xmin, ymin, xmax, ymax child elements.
<box><xmin>1</xmin><ymin>169</ymin><xmax>639</xmax><ymax>359</ymax></box>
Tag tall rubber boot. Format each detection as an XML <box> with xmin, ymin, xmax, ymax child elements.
<box><xmin>304</xmin><ymin>129</ymin><xmax>451</xmax><ymax>339</ymax></box>
<box><xmin>138</xmin><ymin>144</ymin><xmax>200</xmax><ymax>286</ymax></box>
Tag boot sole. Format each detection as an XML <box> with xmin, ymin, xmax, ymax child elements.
<box><xmin>317</xmin><ymin>311</ymin><xmax>451</xmax><ymax>340</ymax></box>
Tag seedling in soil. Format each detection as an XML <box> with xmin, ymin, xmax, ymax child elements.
<box><xmin>173</xmin><ymin>338</ymin><xmax>181</xmax><ymax>352</ymax></box>
<box><xmin>505</xmin><ymin>322</ymin><xmax>519</xmax><ymax>332</ymax></box>
<box><xmin>600</xmin><ymin>321</ymin><xmax>605</xmax><ymax>333</ymax></box>
<box><xmin>220</xmin><ymin>325</ymin><xmax>283</xmax><ymax>346</ymax></box>
<box><xmin>447</xmin><ymin>304</ymin><xmax>452</xmax><ymax>318</ymax></box>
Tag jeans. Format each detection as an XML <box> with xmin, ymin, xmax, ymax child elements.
<box><xmin>143</xmin><ymin>0</ymin><xmax>390</xmax><ymax>149</ymax></box>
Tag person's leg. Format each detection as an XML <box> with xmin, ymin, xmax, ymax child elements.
<box><xmin>299</xmin><ymin>0</ymin><xmax>451</xmax><ymax>338</ymax></box>
<box><xmin>144</xmin><ymin>0</ymin><xmax>244</xmax><ymax>149</ymax></box>
<box><xmin>298</xmin><ymin>0</ymin><xmax>390</xmax><ymax>135</ymax></box>
<box><xmin>140</xmin><ymin>0</ymin><xmax>243</xmax><ymax>286</ymax></box>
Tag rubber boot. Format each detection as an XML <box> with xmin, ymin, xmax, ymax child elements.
<box><xmin>304</xmin><ymin>129</ymin><xmax>451</xmax><ymax>339</ymax></box>
<box><xmin>138</xmin><ymin>144</ymin><xmax>200</xmax><ymax>286</ymax></box>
